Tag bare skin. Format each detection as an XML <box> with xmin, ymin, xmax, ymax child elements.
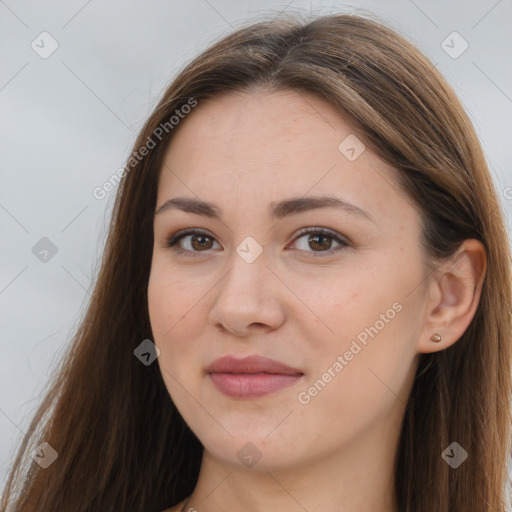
<box><xmin>163</xmin><ymin>497</ymin><xmax>189</xmax><ymax>512</ymax></box>
<box><xmin>150</xmin><ymin>89</ymin><xmax>486</xmax><ymax>512</ymax></box>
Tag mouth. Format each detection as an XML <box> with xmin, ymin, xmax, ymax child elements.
<box><xmin>208</xmin><ymin>372</ymin><xmax>304</xmax><ymax>399</ymax></box>
<box><xmin>206</xmin><ymin>354</ymin><xmax>304</xmax><ymax>399</ymax></box>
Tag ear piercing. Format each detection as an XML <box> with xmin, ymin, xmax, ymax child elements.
<box><xmin>430</xmin><ymin>333</ymin><xmax>442</xmax><ymax>343</ymax></box>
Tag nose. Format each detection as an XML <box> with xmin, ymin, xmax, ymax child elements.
<box><xmin>208</xmin><ymin>249</ymin><xmax>287</xmax><ymax>337</ymax></box>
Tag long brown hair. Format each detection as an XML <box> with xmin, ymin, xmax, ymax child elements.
<box><xmin>2</xmin><ymin>12</ymin><xmax>511</xmax><ymax>512</ymax></box>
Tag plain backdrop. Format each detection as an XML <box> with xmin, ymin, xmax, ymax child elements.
<box><xmin>1</xmin><ymin>0</ymin><xmax>511</xmax><ymax>490</ymax></box>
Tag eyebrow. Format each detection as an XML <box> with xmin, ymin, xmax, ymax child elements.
<box><xmin>154</xmin><ymin>195</ymin><xmax>375</xmax><ymax>223</ymax></box>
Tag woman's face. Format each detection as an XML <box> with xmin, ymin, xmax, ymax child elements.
<box><xmin>148</xmin><ymin>89</ymin><xmax>429</xmax><ymax>471</ymax></box>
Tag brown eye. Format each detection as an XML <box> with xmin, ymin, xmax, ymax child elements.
<box><xmin>291</xmin><ymin>228</ymin><xmax>349</xmax><ymax>256</ymax></box>
<box><xmin>306</xmin><ymin>233</ymin><xmax>334</xmax><ymax>251</ymax></box>
<box><xmin>165</xmin><ymin>230</ymin><xmax>220</xmax><ymax>256</ymax></box>
<box><xmin>189</xmin><ymin>233</ymin><xmax>214</xmax><ymax>251</ymax></box>
<box><xmin>165</xmin><ymin>227</ymin><xmax>349</xmax><ymax>258</ymax></box>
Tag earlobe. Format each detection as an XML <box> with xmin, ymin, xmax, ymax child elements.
<box><xmin>417</xmin><ymin>239</ymin><xmax>487</xmax><ymax>354</ymax></box>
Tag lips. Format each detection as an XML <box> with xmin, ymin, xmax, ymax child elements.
<box><xmin>206</xmin><ymin>354</ymin><xmax>303</xmax><ymax>375</ymax></box>
<box><xmin>206</xmin><ymin>355</ymin><xmax>304</xmax><ymax>399</ymax></box>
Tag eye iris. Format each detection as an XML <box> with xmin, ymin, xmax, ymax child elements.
<box><xmin>191</xmin><ymin>234</ymin><xmax>213</xmax><ymax>251</ymax></box>
<box><xmin>309</xmin><ymin>233</ymin><xmax>332</xmax><ymax>251</ymax></box>
<box><xmin>177</xmin><ymin>231</ymin><xmax>339</xmax><ymax>253</ymax></box>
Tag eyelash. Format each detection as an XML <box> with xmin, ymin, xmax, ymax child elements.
<box><xmin>164</xmin><ymin>227</ymin><xmax>349</xmax><ymax>258</ymax></box>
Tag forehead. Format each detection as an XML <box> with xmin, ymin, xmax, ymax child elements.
<box><xmin>156</xmin><ymin>89</ymin><xmax>414</xmax><ymax>227</ymax></box>
<box><xmin>163</xmin><ymin>89</ymin><xmax>347</xmax><ymax>170</ymax></box>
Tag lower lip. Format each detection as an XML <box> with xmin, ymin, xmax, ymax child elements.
<box><xmin>209</xmin><ymin>372</ymin><xmax>303</xmax><ymax>398</ymax></box>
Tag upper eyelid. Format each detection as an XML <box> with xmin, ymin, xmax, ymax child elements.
<box><xmin>167</xmin><ymin>227</ymin><xmax>349</xmax><ymax>249</ymax></box>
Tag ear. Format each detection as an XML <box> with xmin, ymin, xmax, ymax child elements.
<box><xmin>417</xmin><ymin>239</ymin><xmax>487</xmax><ymax>354</ymax></box>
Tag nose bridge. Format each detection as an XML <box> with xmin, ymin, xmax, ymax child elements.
<box><xmin>220</xmin><ymin>240</ymin><xmax>270</xmax><ymax>302</ymax></box>
<box><xmin>209</xmin><ymin>241</ymin><xmax>285</xmax><ymax>333</ymax></box>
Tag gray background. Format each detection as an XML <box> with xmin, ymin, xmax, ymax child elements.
<box><xmin>1</xmin><ymin>0</ymin><xmax>511</xmax><ymax>490</ymax></box>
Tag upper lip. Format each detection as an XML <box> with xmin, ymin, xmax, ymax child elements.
<box><xmin>206</xmin><ymin>355</ymin><xmax>303</xmax><ymax>375</ymax></box>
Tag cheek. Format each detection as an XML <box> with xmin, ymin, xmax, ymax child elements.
<box><xmin>147</xmin><ymin>263</ymin><xmax>191</xmax><ymax>338</ymax></box>
<box><xmin>295</xmin><ymin>312</ymin><xmax>416</xmax><ymax>443</ymax></box>
<box><xmin>147</xmin><ymin>276</ymin><xmax>170</xmax><ymax>340</ymax></box>
<box><xmin>147</xmin><ymin>273</ymin><xmax>196</xmax><ymax>410</ymax></box>
<box><xmin>289</xmin><ymin>264</ymin><xmax>393</xmax><ymax>346</ymax></box>
<box><xmin>292</xmin><ymin>261</ymin><xmax>417</xmax><ymax>398</ymax></box>
<box><xmin>147</xmin><ymin>264</ymin><xmax>205</xmax><ymax>380</ymax></box>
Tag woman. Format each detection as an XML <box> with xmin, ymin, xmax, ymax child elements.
<box><xmin>2</xmin><ymin>12</ymin><xmax>511</xmax><ymax>512</ymax></box>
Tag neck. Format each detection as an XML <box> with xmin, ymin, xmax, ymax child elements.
<box><xmin>186</xmin><ymin>417</ymin><xmax>401</xmax><ymax>512</ymax></box>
